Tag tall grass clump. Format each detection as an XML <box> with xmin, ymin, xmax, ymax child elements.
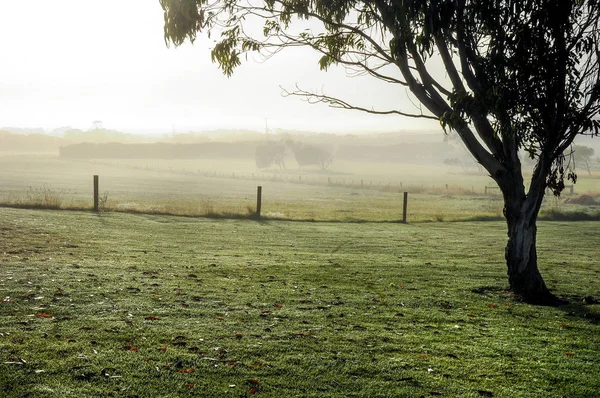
<box><xmin>22</xmin><ymin>184</ymin><xmax>65</xmax><ymax>209</ymax></box>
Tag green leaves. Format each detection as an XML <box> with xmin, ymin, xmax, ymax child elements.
<box><xmin>160</xmin><ymin>0</ymin><xmax>206</xmax><ymax>47</ymax></box>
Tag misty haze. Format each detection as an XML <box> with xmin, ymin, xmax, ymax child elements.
<box><xmin>1</xmin><ymin>1</ymin><xmax>600</xmax><ymax>397</ymax></box>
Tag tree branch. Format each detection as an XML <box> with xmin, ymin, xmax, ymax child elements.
<box><xmin>281</xmin><ymin>84</ymin><xmax>438</xmax><ymax>119</ymax></box>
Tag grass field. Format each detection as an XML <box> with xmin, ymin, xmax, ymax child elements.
<box><xmin>1</xmin><ymin>207</ymin><xmax>599</xmax><ymax>397</ymax></box>
<box><xmin>1</xmin><ymin>154</ymin><xmax>600</xmax><ymax>222</ymax></box>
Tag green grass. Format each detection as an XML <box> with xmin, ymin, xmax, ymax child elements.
<box><xmin>1</xmin><ymin>207</ymin><xmax>599</xmax><ymax>397</ymax></box>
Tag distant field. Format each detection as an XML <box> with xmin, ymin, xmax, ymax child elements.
<box><xmin>1</xmin><ymin>208</ymin><xmax>599</xmax><ymax>397</ymax></box>
<box><xmin>1</xmin><ymin>154</ymin><xmax>599</xmax><ymax>221</ymax></box>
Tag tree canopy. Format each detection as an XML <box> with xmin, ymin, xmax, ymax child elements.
<box><xmin>573</xmin><ymin>144</ymin><xmax>596</xmax><ymax>175</ymax></box>
<box><xmin>160</xmin><ymin>0</ymin><xmax>600</xmax><ymax>303</ymax></box>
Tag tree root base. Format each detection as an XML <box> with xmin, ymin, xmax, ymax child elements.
<box><xmin>513</xmin><ymin>290</ymin><xmax>568</xmax><ymax>306</ymax></box>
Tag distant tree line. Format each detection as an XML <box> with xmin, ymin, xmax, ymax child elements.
<box><xmin>338</xmin><ymin>142</ymin><xmax>452</xmax><ymax>163</ymax></box>
<box><xmin>59</xmin><ymin>142</ymin><xmax>256</xmax><ymax>159</ymax></box>
<box><xmin>0</xmin><ymin>130</ymin><xmax>65</xmax><ymax>152</ymax></box>
<box><xmin>255</xmin><ymin>142</ymin><xmax>286</xmax><ymax>169</ymax></box>
<box><xmin>254</xmin><ymin>140</ymin><xmax>333</xmax><ymax>170</ymax></box>
<box><xmin>59</xmin><ymin>140</ymin><xmax>464</xmax><ymax>165</ymax></box>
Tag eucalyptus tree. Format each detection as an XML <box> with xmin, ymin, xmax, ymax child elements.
<box><xmin>573</xmin><ymin>145</ymin><xmax>595</xmax><ymax>175</ymax></box>
<box><xmin>160</xmin><ymin>0</ymin><xmax>600</xmax><ymax>303</ymax></box>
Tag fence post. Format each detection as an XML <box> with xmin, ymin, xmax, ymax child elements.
<box><xmin>256</xmin><ymin>186</ymin><xmax>262</xmax><ymax>219</ymax></box>
<box><xmin>93</xmin><ymin>175</ymin><xmax>99</xmax><ymax>212</ymax></box>
<box><xmin>402</xmin><ymin>192</ymin><xmax>408</xmax><ymax>223</ymax></box>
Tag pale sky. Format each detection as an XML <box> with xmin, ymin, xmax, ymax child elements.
<box><xmin>0</xmin><ymin>0</ymin><xmax>441</xmax><ymax>134</ymax></box>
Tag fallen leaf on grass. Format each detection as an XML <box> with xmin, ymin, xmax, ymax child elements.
<box><xmin>488</xmin><ymin>303</ymin><xmax>497</xmax><ymax>308</ymax></box>
<box><xmin>417</xmin><ymin>354</ymin><xmax>429</xmax><ymax>359</ymax></box>
<box><xmin>179</xmin><ymin>368</ymin><xmax>195</xmax><ymax>373</ymax></box>
<box><xmin>274</xmin><ymin>303</ymin><xmax>283</xmax><ymax>309</ymax></box>
<box><xmin>249</xmin><ymin>360</ymin><xmax>264</xmax><ymax>369</ymax></box>
<box><xmin>35</xmin><ymin>313</ymin><xmax>52</xmax><ymax>318</ymax></box>
<box><xmin>185</xmin><ymin>383</ymin><xmax>195</xmax><ymax>387</ymax></box>
<box><xmin>235</xmin><ymin>333</ymin><xmax>243</xmax><ymax>339</ymax></box>
<box><xmin>247</xmin><ymin>379</ymin><xmax>260</xmax><ymax>394</ymax></box>
<box><xmin>215</xmin><ymin>317</ymin><xmax>224</xmax><ymax>321</ymax></box>
<box><xmin>145</xmin><ymin>316</ymin><xmax>161</xmax><ymax>321</ymax></box>
<box><xmin>100</xmin><ymin>368</ymin><xmax>120</xmax><ymax>377</ymax></box>
<box><xmin>565</xmin><ymin>352</ymin><xmax>575</xmax><ymax>357</ymax></box>
<box><xmin>123</xmin><ymin>346</ymin><xmax>138</xmax><ymax>351</ymax></box>
<box><xmin>560</xmin><ymin>323</ymin><xmax>569</xmax><ymax>329</ymax></box>
<box><xmin>158</xmin><ymin>346</ymin><xmax>167</xmax><ymax>351</ymax></box>
<box><xmin>467</xmin><ymin>314</ymin><xmax>477</xmax><ymax>318</ymax></box>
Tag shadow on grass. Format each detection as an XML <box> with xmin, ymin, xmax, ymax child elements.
<box><xmin>2</xmin><ymin>201</ymin><xmax>599</xmax><ymax>224</ymax></box>
<box><xmin>539</xmin><ymin>209</ymin><xmax>600</xmax><ymax>221</ymax></box>
<box><xmin>554</xmin><ymin>297</ymin><xmax>600</xmax><ymax>325</ymax></box>
<box><xmin>0</xmin><ymin>203</ymin><xmax>412</xmax><ymax>223</ymax></box>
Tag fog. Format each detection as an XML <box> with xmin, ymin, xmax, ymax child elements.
<box><xmin>0</xmin><ymin>0</ymin><xmax>440</xmax><ymax>134</ymax></box>
<box><xmin>2</xmin><ymin>1</ymin><xmax>598</xmax><ymax>178</ymax></box>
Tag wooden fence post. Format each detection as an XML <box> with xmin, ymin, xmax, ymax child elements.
<box><xmin>402</xmin><ymin>192</ymin><xmax>408</xmax><ymax>223</ymax></box>
<box><xmin>93</xmin><ymin>175</ymin><xmax>99</xmax><ymax>212</ymax></box>
<box><xmin>256</xmin><ymin>186</ymin><xmax>262</xmax><ymax>219</ymax></box>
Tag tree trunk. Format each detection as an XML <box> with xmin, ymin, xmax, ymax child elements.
<box><xmin>504</xmin><ymin>191</ymin><xmax>556</xmax><ymax>304</ymax></box>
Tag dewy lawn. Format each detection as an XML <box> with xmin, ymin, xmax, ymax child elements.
<box><xmin>1</xmin><ymin>208</ymin><xmax>599</xmax><ymax>397</ymax></box>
